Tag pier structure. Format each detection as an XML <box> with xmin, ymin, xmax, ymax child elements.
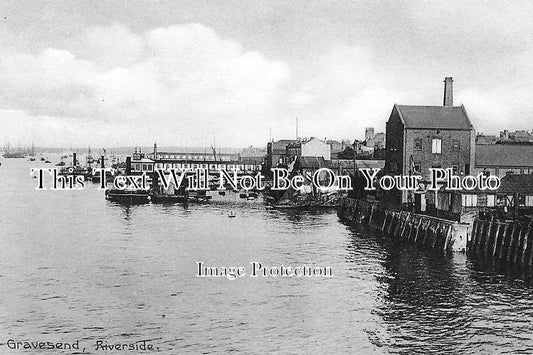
<box><xmin>129</xmin><ymin>145</ymin><xmax>262</xmax><ymax>176</ymax></box>
<box><xmin>338</xmin><ymin>197</ymin><xmax>469</xmax><ymax>252</ymax></box>
<box><xmin>338</xmin><ymin>197</ymin><xmax>533</xmax><ymax>266</ymax></box>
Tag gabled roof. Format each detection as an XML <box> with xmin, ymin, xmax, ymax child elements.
<box><xmin>497</xmin><ymin>174</ymin><xmax>533</xmax><ymax>194</ymax></box>
<box><xmin>394</xmin><ymin>104</ymin><xmax>473</xmax><ymax>130</ymax></box>
<box><xmin>475</xmin><ymin>144</ymin><xmax>533</xmax><ymax>167</ymax></box>
<box><xmin>295</xmin><ymin>156</ymin><xmax>327</xmax><ymax>169</ymax></box>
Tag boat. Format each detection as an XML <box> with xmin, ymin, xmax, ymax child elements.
<box><xmin>149</xmin><ymin>181</ymin><xmax>188</xmax><ymax>203</ymax></box>
<box><xmin>2</xmin><ymin>143</ymin><xmax>26</xmax><ymax>158</ymax></box>
<box><xmin>268</xmin><ymin>183</ymin><xmax>339</xmax><ymax>210</ymax></box>
<box><xmin>44</xmin><ymin>160</ymin><xmax>51</xmax><ymax>164</ymax></box>
<box><xmin>270</xmin><ymin>200</ymin><xmax>338</xmax><ymax>210</ymax></box>
<box><xmin>228</xmin><ymin>210</ymin><xmax>237</xmax><ymax>218</ymax></box>
<box><xmin>41</xmin><ymin>157</ymin><xmax>46</xmax><ymax>161</ymax></box>
<box><xmin>29</xmin><ymin>157</ymin><xmax>36</xmax><ymax>161</ymax></box>
<box><xmin>105</xmin><ymin>188</ymin><xmax>150</xmax><ymax>204</ymax></box>
<box><xmin>2</xmin><ymin>152</ymin><xmax>25</xmax><ymax>158</ymax></box>
<box><xmin>187</xmin><ymin>190</ymin><xmax>212</xmax><ymax>203</ymax></box>
<box><xmin>55</xmin><ymin>161</ymin><xmax>65</xmax><ymax>166</ymax></box>
<box><xmin>58</xmin><ymin>166</ymin><xmax>88</xmax><ymax>176</ymax></box>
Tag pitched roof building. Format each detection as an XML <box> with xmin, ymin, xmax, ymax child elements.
<box><xmin>385</xmin><ymin>77</ymin><xmax>476</xmax><ymax>205</ymax></box>
<box><xmin>474</xmin><ymin>144</ymin><xmax>533</xmax><ymax>177</ymax></box>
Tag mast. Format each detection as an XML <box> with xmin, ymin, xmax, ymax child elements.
<box><xmin>295</xmin><ymin>116</ymin><xmax>298</xmax><ymax>140</ymax></box>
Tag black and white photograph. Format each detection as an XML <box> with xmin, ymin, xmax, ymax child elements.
<box><xmin>1</xmin><ymin>1</ymin><xmax>533</xmax><ymax>353</ymax></box>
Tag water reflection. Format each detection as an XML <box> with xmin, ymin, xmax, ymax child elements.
<box><xmin>1</xmin><ymin>159</ymin><xmax>532</xmax><ymax>354</ymax></box>
<box><xmin>343</xmin><ymin>223</ymin><xmax>533</xmax><ymax>354</ymax></box>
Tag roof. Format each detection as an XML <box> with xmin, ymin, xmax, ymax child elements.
<box><xmin>295</xmin><ymin>156</ymin><xmax>327</xmax><ymax>169</ymax></box>
<box><xmin>475</xmin><ymin>145</ymin><xmax>533</xmax><ymax>167</ymax></box>
<box><xmin>476</xmin><ymin>135</ymin><xmax>499</xmax><ymax>145</ymax></box>
<box><xmin>395</xmin><ymin>104</ymin><xmax>473</xmax><ymax>130</ymax></box>
<box><xmin>497</xmin><ymin>174</ymin><xmax>533</xmax><ymax>194</ymax></box>
<box><xmin>326</xmin><ymin>159</ymin><xmax>385</xmax><ymax>170</ymax></box>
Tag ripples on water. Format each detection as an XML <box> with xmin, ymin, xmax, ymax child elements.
<box><xmin>0</xmin><ymin>159</ymin><xmax>532</xmax><ymax>354</ymax></box>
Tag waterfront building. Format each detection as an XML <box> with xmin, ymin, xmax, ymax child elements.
<box><xmin>474</xmin><ymin>144</ymin><xmax>533</xmax><ymax>178</ymax></box>
<box><xmin>435</xmin><ymin>173</ymin><xmax>533</xmax><ymax>220</ymax></box>
<box><xmin>384</xmin><ymin>77</ymin><xmax>476</xmax><ymax>206</ymax></box>
<box><xmin>131</xmin><ymin>144</ymin><xmax>261</xmax><ymax>175</ymax></box>
<box><xmin>130</xmin><ymin>149</ymin><xmax>155</xmax><ymax>174</ymax></box>
<box><xmin>286</xmin><ymin>137</ymin><xmax>331</xmax><ymax>161</ymax></box>
<box><xmin>266</xmin><ymin>139</ymin><xmax>297</xmax><ymax>170</ymax></box>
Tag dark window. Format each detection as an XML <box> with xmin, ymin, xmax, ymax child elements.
<box><xmin>414</xmin><ymin>138</ymin><xmax>422</xmax><ymax>151</ymax></box>
<box><xmin>413</xmin><ymin>163</ymin><xmax>421</xmax><ymax>174</ymax></box>
<box><xmin>452</xmin><ymin>165</ymin><xmax>459</xmax><ymax>174</ymax></box>
<box><xmin>452</xmin><ymin>140</ymin><xmax>460</xmax><ymax>151</ymax></box>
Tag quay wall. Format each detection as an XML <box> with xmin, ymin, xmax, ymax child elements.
<box><xmin>468</xmin><ymin>218</ymin><xmax>533</xmax><ymax>266</ymax></box>
<box><xmin>338</xmin><ymin>197</ymin><xmax>533</xmax><ymax>266</ymax></box>
<box><xmin>337</xmin><ymin>197</ymin><xmax>468</xmax><ymax>252</ymax></box>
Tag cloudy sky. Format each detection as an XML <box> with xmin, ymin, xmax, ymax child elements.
<box><xmin>0</xmin><ymin>0</ymin><xmax>532</xmax><ymax>148</ymax></box>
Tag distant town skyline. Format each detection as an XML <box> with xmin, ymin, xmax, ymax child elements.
<box><xmin>1</xmin><ymin>1</ymin><xmax>532</xmax><ymax>148</ymax></box>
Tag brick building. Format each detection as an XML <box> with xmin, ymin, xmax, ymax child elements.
<box><xmin>385</xmin><ymin>77</ymin><xmax>476</xmax><ymax>205</ymax></box>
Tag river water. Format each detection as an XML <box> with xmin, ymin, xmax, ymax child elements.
<box><xmin>0</xmin><ymin>158</ymin><xmax>532</xmax><ymax>354</ymax></box>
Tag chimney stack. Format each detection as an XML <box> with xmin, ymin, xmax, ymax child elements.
<box><xmin>443</xmin><ymin>77</ymin><xmax>453</xmax><ymax>106</ymax></box>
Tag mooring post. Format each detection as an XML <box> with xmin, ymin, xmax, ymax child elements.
<box><xmin>508</xmin><ymin>223</ymin><xmax>519</xmax><ymax>263</ymax></box>
<box><xmin>492</xmin><ymin>223</ymin><xmax>502</xmax><ymax>259</ymax></box>
<box><xmin>521</xmin><ymin>228</ymin><xmax>530</xmax><ymax>265</ymax></box>
<box><xmin>382</xmin><ymin>212</ymin><xmax>388</xmax><ymax>232</ymax></box>
<box><xmin>514</xmin><ymin>228</ymin><xmax>525</xmax><ymax>264</ymax></box>
<box><xmin>414</xmin><ymin>219</ymin><xmax>423</xmax><ymax>243</ymax></box>
<box><xmin>469</xmin><ymin>219</ymin><xmax>478</xmax><ymax>254</ymax></box>
<box><xmin>498</xmin><ymin>224</ymin><xmax>509</xmax><ymax>260</ymax></box>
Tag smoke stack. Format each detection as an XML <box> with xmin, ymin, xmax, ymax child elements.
<box><xmin>125</xmin><ymin>157</ymin><xmax>131</xmax><ymax>175</ymax></box>
<box><xmin>443</xmin><ymin>77</ymin><xmax>453</xmax><ymax>106</ymax></box>
<box><xmin>72</xmin><ymin>152</ymin><xmax>77</xmax><ymax>167</ymax></box>
<box><xmin>101</xmin><ymin>155</ymin><xmax>105</xmax><ymax>168</ymax></box>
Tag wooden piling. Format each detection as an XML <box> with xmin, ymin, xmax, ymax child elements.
<box><xmin>521</xmin><ymin>228</ymin><xmax>530</xmax><ymax>265</ymax></box>
<box><xmin>507</xmin><ymin>224</ymin><xmax>518</xmax><ymax>262</ymax></box>
<box><xmin>492</xmin><ymin>223</ymin><xmax>502</xmax><ymax>258</ymax></box>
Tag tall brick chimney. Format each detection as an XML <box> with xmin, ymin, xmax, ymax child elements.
<box><xmin>443</xmin><ymin>77</ymin><xmax>453</xmax><ymax>106</ymax></box>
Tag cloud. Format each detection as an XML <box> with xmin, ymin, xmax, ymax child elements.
<box><xmin>1</xmin><ymin>15</ymin><xmax>533</xmax><ymax>149</ymax></box>
<box><xmin>0</xmin><ymin>24</ymin><xmax>290</xmax><ymax>147</ymax></box>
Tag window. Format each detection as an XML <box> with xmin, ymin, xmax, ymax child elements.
<box><xmin>414</xmin><ymin>138</ymin><xmax>423</xmax><ymax>151</ymax></box>
<box><xmin>432</xmin><ymin>138</ymin><xmax>442</xmax><ymax>154</ymax></box>
<box><xmin>413</xmin><ymin>163</ymin><xmax>421</xmax><ymax>174</ymax></box>
<box><xmin>452</xmin><ymin>165</ymin><xmax>459</xmax><ymax>174</ymax></box>
<box><xmin>462</xmin><ymin>194</ymin><xmax>477</xmax><ymax>207</ymax></box>
<box><xmin>452</xmin><ymin>140</ymin><xmax>460</xmax><ymax>151</ymax></box>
